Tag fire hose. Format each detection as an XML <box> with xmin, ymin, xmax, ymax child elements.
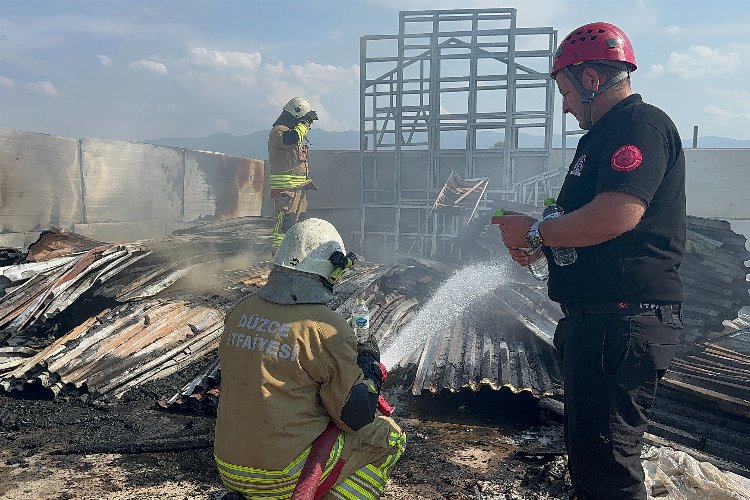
<box><xmin>290</xmin><ymin>365</ymin><xmax>393</xmax><ymax>500</ymax></box>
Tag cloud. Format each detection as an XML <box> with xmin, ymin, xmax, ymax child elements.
<box><xmin>653</xmin><ymin>46</ymin><xmax>739</xmax><ymax>79</ymax></box>
<box><xmin>648</xmin><ymin>64</ymin><xmax>665</xmax><ymax>78</ymax></box>
<box><xmin>188</xmin><ymin>48</ymin><xmax>261</xmax><ymax>69</ymax></box>
<box><xmin>703</xmin><ymin>88</ymin><xmax>750</xmax><ymax>121</ymax></box>
<box><xmin>704</xmin><ymin>105</ymin><xmax>750</xmax><ymax>120</ymax></box>
<box><xmin>664</xmin><ymin>25</ymin><xmax>680</xmax><ymax>36</ymax></box>
<box><xmin>289</xmin><ymin>62</ymin><xmax>359</xmax><ymax>92</ymax></box>
<box><xmin>97</xmin><ymin>54</ymin><xmax>113</xmax><ymax>67</ymax></box>
<box><xmin>171</xmin><ymin>47</ymin><xmax>361</xmax><ymax>131</ymax></box>
<box><xmin>0</xmin><ymin>75</ymin><xmax>14</xmax><ymax>88</ymax></box>
<box><xmin>25</xmin><ymin>80</ymin><xmax>60</xmax><ymax>96</ymax></box>
<box><xmin>129</xmin><ymin>59</ymin><xmax>168</xmax><ymax>75</ymax></box>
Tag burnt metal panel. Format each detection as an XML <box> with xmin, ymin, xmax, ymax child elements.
<box><xmin>183</xmin><ymin>151</ymin><xmax>264</xmax><ymax>221</ymax></box>
<box><xmin>81</xmin><ymin>138</ymin><xmax>184</xmax><ymax>223</ymax></box>
<box><xmin>0</xmin><ymin>299</ymin><xmax>224</xmax><ymax>399</ymax></box>
<box><xmin>331</xmin><ymin>260</ymin><xmax>560</xmax><ymax>398</ymax></box>
<box><xmin>0</xmin><ymin>243</ymin><xmax>149</xmax><ymax>340</ymax></box>
<box><xmin>0</xmin><ymin>128</ymin><xmax>83</xmax><ymax>233</ymax></box>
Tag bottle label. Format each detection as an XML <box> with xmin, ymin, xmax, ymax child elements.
<box><xmin>353</xmin><ymin>316</ymin><xmax>369</xmax><ymax>329</ymax></box>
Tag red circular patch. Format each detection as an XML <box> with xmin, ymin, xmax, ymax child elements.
<box><xmin>611</xmin><ymin>145</ymin><xmax>643</xmax><ymax>172</ymax></box>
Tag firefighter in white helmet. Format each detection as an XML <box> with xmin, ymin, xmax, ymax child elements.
<box><xmin>214</xmin><ymin>218</ymin><xmax>406</xmax><ymax>499</ymax></box>
<box><xmin>268</xmin><ymin>97</ymin><xmax>320</xmax><ymax>253</ymax></box>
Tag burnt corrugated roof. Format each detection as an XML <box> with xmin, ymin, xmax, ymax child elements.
<box><xmin>1</xmin><ymin>299</ymin><xmax>224</xmax><ymax>399</ymax></box>
<box><xmin>0</xmin><ymin>217</ymin><xmax>274</xmax><ymax>396</ymax></box>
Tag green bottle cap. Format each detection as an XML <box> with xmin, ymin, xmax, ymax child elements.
<box><xmin>493</xmin><ymin>209</ymin><xmax>505</xmax><ymax>217</ymax></box>
<box><xmin>543</xmin><ymin>197</ymin><xmax>556</xmax><ymax>206</ymax></box>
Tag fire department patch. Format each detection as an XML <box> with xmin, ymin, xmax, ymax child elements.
<box><xmin>611</xmin><ymin>145</ymin><xmax>643</xmax><ymax>172</ymax></box>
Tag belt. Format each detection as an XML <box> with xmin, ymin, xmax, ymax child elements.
<box><xmin>560</xmin><ymin>302</ymin><xmax>682</xmax><ymax>325</ymax></box>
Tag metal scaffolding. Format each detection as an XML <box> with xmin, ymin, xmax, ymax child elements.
<box><xmin>359</xmin><ymin>8</ymin><xmax>557</xmax><ymax>258</ymax></box>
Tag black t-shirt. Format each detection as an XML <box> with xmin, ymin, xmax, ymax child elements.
<box><xmin>549</xmin><ymin>94</ymin><xmax>686</xmax><ymax>305</ymax></box>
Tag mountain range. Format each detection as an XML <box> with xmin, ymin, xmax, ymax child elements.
<box><xmin>146</xmin><ymin>130</ymin><xmax>750</xmax><ymax>160</ymax></box>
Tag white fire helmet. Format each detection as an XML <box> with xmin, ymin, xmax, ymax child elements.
<box><xmin>283</xmin><ymin>97</ymin><xmax>312</xmax><ymax>119</ymax></box>
<box><xmin>272</xmin><ymin>218</ymin><xmax>345</xmax><ymax>282</ymax></box>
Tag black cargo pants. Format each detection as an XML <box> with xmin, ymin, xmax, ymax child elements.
<box><xmin>553</xmin><ymin>305</ymin><xmax>681</xmax><ymax>500</ymax></box>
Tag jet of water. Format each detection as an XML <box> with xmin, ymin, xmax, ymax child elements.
<box><xmin>380</xmin><ymin>260</ymin><xmax>513</xmax><ymax>369</ymax></box>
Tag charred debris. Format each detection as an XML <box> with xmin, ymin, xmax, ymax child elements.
<box><xmin>1</xmin><ymin>213</ymin><xmax>749</xmax><ymax>476</ymax></box>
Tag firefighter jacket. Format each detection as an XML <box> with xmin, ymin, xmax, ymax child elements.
<box><xmin>214</xmin><ymin>294</ymin><xmax>365</xmax><ymax>471</ymax></box>
<box><xmin>268</xmin><ymin>124</ymin><xmax>310</xmax><ymax>191</ymax></box>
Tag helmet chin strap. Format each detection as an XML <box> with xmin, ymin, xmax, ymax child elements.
<box><xmin>562</xmin><ymin>65</ymin><xmax>631</xmax><ymax>129</ymax></box>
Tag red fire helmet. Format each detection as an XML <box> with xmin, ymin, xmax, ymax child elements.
<box><xmin>551</xmin><ymin>22</ymin><xmax>637</xmax><ymax>78</ymax></box>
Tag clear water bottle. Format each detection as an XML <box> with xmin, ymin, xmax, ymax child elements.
<box><xmin>542</xmin><ymin>198</ymin><xmax>577</xmax><ymax>266</ymax></box>
<box><xmin>491</xmin><ymin>209</ymin><xmax>548</xmax><ymax>281</ymax></box>
<box><xmin>527</xmin><ymin>246</ymin><xmax>549</xmax><ymax>281</ymax></box>
<box><xmin>351</xmin><ymin>299</ymin><xmax>370</xmax><ymax>342</ymax></box>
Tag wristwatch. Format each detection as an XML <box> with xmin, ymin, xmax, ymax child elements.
<box><xmin>526</xmin><ymin>220</ymin><xmax>544</xmax><ymax>250</ymax></box>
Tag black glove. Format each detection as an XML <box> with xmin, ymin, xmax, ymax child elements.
<box><xmin>357</xmin><ymin>338</ymin><xmax>380</xmax><ymax>361</ymax></box>
<box><xmin>305</xmin><ymin>110</ymin><xmax>319</xmax><ymax>122</ymax></box>
<box><xmin>357</xmin><ymin>339</ymin><xmax>383</xmax><ymax>390</ymax></box>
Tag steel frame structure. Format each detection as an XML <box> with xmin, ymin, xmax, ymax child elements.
<box><xmin>359</xmin><ymin>8</ymin><xmax>557</xmax><ymax>257</ymax></box>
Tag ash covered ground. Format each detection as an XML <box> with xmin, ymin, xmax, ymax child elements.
<box><xmin>0</xmin><ymin>356</ymin><xmax>573</xmax><ymax>500</ymax></box>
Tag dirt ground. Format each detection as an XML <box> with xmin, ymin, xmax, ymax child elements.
<box><xmin>0</xmin><ymin>357</ymin><xmax>573</xmax><ymax>500</ymax></box>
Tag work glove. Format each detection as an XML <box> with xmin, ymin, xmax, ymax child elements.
<box><xmin>357</xmin><ymin>339</ymin><xmax>383</xmax><ymax>391</ymax></box>
<box><xmin>299</xmin><ymin>110</ymin><xmax>319</xmax><ymax>127</ymax></box>
<box><xmin>357</xmin><ymin>338</ymin><xmax>380</xmax><ymax>362</ymax></box>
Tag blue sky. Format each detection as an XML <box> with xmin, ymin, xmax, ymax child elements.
<box><xmin>1</xmin><ymin>0</ymin><xmax>750</xmax><ymax>141</ymax></box>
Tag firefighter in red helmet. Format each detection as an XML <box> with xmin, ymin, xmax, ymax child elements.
<box><xmin>496</xmin><ymin>21</ymin><xmax>685</xmax><ymax>500</ymax></box>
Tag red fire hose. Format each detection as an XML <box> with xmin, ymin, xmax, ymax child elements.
<box><xmin>291</xmin><ymin>364</ymin><xmax>393</xmax><ymax>500</ymax></box>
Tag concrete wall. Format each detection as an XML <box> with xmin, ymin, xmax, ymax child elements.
<box><xmin>551</xmin><ymin>148</ymin><xmax>750</xmax><ymax>250</ymax></box>
<box><xmin>311</xmin><ymin>147</ymin><xmax>750</xmax><ymax>255</ymax></box>
<box><xmin>258</xmin><ymin>150</ymin><xmax>363</xmax><ymax>253</ymax></box>
<box><xmin>0</xmin><ymin>128</ymin><xmax>263</xmax><ymax>249</ymax></box>
<box><xmin>3</xmin><ymin>125</ymin><xmax>749</xmax><ymax>255</ymax></box>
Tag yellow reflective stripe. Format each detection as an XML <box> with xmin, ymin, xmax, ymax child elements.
<box><xmin>294</xmin><ymin>122</ymin><xmax>309</xmax><ymax>142</ymax></box>
<box><xmin>388</xmin><ymin>431</ymin><xmax>406</xmax><ymax>449</ymax></box>
<box><xmin>364</xmin><ymin>379</ymin><xmax>378</xmax><ymax>394</ymax></box>
<box><xmin>336</xmin><ymin>477</ymin><xmax>378</xmax><ymax>500</ymax></box>
<box><xmin>270</xmin><ymin>174</ymin><xmax>309</xmax><ymax>189</ymax></box>
<box><xmin>354</xmin><ymin>465</ymin><xmax>386</xmax><ymax>490</ymax></box>
<box><xmin>214</xmin><ymin>432</ymin><xmax>345</xmax><ymax>494</ymax></box>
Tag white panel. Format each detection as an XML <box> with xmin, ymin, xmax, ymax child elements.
<box><xmin>81</xmin><ymin>138</ymin><xmax>183</xmax><ymax>223</ymax></box>
<box><xmin>0</xmin><ymin>128</ymin><xmax>82</xmax><ymax>232</ymax></box>
<box><xmin>685</xmin><ymin>150</ymin><xmax>750</xmax><ymax>219</ymax></box>
<box><xmin>183</xmin><ymin>151</ymin><xmax>264</xmax><ymax>221</ymax></box>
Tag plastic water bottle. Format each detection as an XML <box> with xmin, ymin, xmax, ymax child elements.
<box><xmin>351</xmin><ymin>299</ymin><xmax>370</xmax><ymax>342</ymax></box>
<box><xmin>491</xmin><ymin>209</ymin><xmax>548</xmax><ymax>281</ymax></box>
<box><xmin>542</xmin><ymin>198</ymin><xmax>577</xmax><ymax>266</ymax></box>
<box><xmin>526</xmin><ymin>246</ymin><xmax>549</xmax><ymax>281</ymax></box>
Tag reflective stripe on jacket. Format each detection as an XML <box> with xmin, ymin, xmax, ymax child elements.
<box><xmin>269</xmin><ymin>173</ymin><xmax>310</xmax><ymax>190</ymax></box>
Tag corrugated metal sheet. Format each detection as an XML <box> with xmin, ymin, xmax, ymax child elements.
<box><xmin>0</xmin><ymin>299</ymin><xmax>224</xmax><ymax>399</ymax></box>
<box><xmin>0</xmin><ymin>238</ymin><xmax>149</xmax><ymax>343</ymax></box>
<box><xmin>663</xmin><ymin>327</ymin><xmax>750</xmax><ymax>418</ymax></box>
<box><xmin>680</xmin><ymin>217</ymin><xmax>750</xmax><ymax>349</ymax></box>
<box><xmin>0</xmin><ymin>217</ymin><xmax>275</xmax><ymax>394</ymax></box>
<box><xmin>0</xmin><ymin>128</ymin><xmax>83</xmax><ymax>234</ymax></box>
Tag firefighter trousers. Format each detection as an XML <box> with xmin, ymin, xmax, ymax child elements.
<box><xmin>272</xmin><ymin>190</ymin><xmax>308</xmax><ymax>250</ymax></box>
<box><xmin>216</xmin><ymin>415</ymin><xmax>405</xmax><ymax>500</ymax></box>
